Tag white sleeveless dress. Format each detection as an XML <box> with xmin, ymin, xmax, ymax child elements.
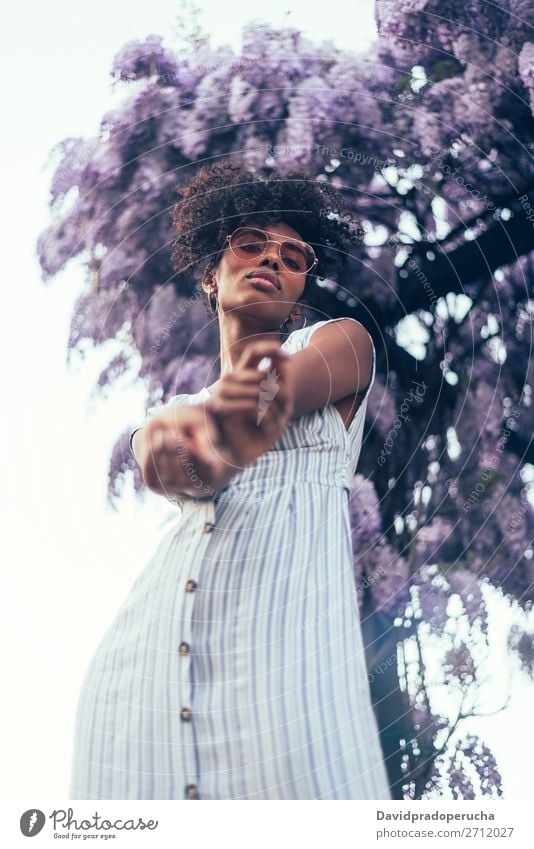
<box><xmin>69</xmin><ymin>316</ymin><xmax>391</xmax><ymax>800</ymax></box>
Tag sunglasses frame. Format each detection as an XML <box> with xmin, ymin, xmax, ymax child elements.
<box><xmin>225</xmin><ymin>226</ymin><xmax>318</xmax><ymax>275</ymax></box>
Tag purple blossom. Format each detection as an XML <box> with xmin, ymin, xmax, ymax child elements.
<box><xmin>415</xmin><ymin>575</ymin><xmax>450</xmax><ymax>635</ymax></box>
<box><xmin>415</xmin><ymin>518</ymin><xmax>459</xmax><ymax>564</ymax></box>
<box><xmin>47</xmin><ymin>137</ymin><xmax>100</xmax><ymax>205</ymax></box>
<box><xmin>359</xmin><ymin>542</ymin><xmax>411</xmax><ymax>617</ymax></box>
<box><xmin>462</xmin><ymin>735</ymin><xmax>504</xmax><ymax>798</ymax></box>
<box><xmin>443</xmin><ymin>641</ymin><xmax>476</xmax><ymax>682</ymax></box>
<box><xmin>365</xmin><ymin>377</ymin><xmax>397</xmax><ymax>441</ymax></box>
<box><xmin>111</xmin><ymin>34</ymin><xmax>179</xmax><ymax>84</ymax></box>
<box><xmin>519</xmin><ymin>42</ymin><xmax>534</xmax><ymax>114</ymax></box>
<box><xmin>448</xmin><ymin>739</ymin><xmax>476</xmax><ymax>800</ymax></box>
<box><xmin>508</xmin><ymin>623</ymin><xmax>534</xmax><ymax>678</ymax></box>
<box><xmin>349</xmin><ymin>475</ymin><xmax>383</xmax><ymax>548</ymax></box>
<box><xmin>447</xmin><ymin>568</ymin><xmax>487</xmax><ymax>630</ymax></box>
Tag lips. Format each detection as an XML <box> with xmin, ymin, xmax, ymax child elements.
<box><xmin>246</xmin><ymin>270</ymin><xmax>281</xmax><ymax>290</ymax></box>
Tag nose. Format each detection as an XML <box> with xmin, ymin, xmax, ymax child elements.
<box><xmin>260</xmin><ymin>244</ymin><xmax>281</xmax><ymax>269</ymax></box>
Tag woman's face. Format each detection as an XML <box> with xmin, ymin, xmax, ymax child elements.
<box><xmin>209</xmin><ymin>220</ymin><xmax>309</xmax><ymax>327</ymax></box>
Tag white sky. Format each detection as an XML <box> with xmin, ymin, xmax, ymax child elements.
<box><xmin>1</xmin><ymin>0</ymin><xmax>532</xmax><ymax>801</ymax></box>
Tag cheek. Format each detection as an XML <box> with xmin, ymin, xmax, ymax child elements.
<box><xmin>287</xmin><ymin>276</ymin><xmax>306</xmax><ymax>300</ymax></box>
<box><xmin>220</xmin><ymin>252</ymin><xmax>243</xmax><ymax>281</ymax></box>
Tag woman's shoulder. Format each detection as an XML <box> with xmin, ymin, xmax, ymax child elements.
<box><xmin>285</xmin><ymin>316</ymin><xmax>373</xmax><ymax>354</ymax></box>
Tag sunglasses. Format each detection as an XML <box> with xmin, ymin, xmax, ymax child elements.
<box><xmin>225</xmin><ymin>227</ymin><xmax>318</xmax><ymax>275</ymax></box>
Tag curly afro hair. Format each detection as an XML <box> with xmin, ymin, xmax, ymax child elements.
<box><xmin>170</xmin><ymin>161</ymin><xmax>365</xmax><ymax>316</ymax></box>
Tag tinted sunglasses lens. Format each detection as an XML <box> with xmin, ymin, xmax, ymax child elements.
<box><xmin>280</xmin><ymin>242</ymin><xmax>315</xmax><ymax>273</ymax></box>
<box><xmin>230</xmin><ymin>229</ymin><xmax>266</xmax><ymax>257</ymax></box>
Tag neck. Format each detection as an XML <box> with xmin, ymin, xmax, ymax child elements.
<box><xmin>204</xmin><ymin>315</ymin><xmax>287</xmax><ymax>394</ymax></box>
<box><xmin>217</xmin><ymin>314</ymin><xmax>283</xmax><ymax>377</ymax></box>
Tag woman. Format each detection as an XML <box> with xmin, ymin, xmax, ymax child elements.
<box><xmin>69</xmin><ymin>163</ymin><xmax>390</xmax><ymax>800</ymax></box>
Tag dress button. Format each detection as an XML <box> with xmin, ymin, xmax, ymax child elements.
<box><xmin>178</xmin><ymin>641</ymin><xmax>190</xmax><ymax>656</ymax></box>
<box><xmin>185</xmin><ymin>579</ymin><xmax>197</xmax><ymax>592</ymax></box>
<box><xmin>185</xmin><ymin>783</ymin><xmax>199</xmax><ymax>799</ymax></box>
<box><xmin>203</xmin><ymin>521</ymin><xmax>215</xmax><ymax>533</ymax></box>
<box><xmin>180</xmin><ymin>706</ymin><xmax>193</xmax><ymax>721</ymax></box>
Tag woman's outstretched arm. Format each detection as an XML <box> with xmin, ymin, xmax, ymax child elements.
<box><xmin>132</xmin><ymin>343</ymin><xmax>293</xmax><ymax>499</ymax></box>
<box><xmin>204</xmin><ymin>341</ymin><xmax>294</xmax><ymax>469</ymax></box>
<box><xmin>132</xmin><ymin>405</ymin><xmax>237</xmax><ymax>500</ymax></box>
<box><xmin>205</xmin><ymin>322</ymin><xmax>373</xmax><ymax>467</ymax></box>
<box><xmin>132</xmin><ymin>322</ymin><xmax>372</xmax><ymax>500</ymax></box>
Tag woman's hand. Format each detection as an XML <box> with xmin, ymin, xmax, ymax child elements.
<box><xmin>139</xmin><ymin>403</ymin><xmax>239</xmax><ymax>500</ymax></box>
<box><xmin>205</xmin><ymin>340</ymin><xmax>295</xmax><ymax>469</ymax></box>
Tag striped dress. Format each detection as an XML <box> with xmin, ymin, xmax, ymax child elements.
<box><xmin>69</xmin><ymin>316</ymin><xmax>391</xmax><ymax>800</ymax></box>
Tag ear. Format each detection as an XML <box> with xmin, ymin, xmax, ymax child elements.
<box><xmin>288</xmin><ymin>299</ymin><xmax>307</xmax><ymax>323</ymax></box>
<box><xmin>201</xmin><ymin>268</ymin><xmax>217</xmax><ymax>296</ymax></box>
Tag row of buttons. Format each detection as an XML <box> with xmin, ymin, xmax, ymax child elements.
<box><xmin>182</xmin><ymin>574</ymin><xmax>196</xmax><ymax>797</ymax></box>
<box><xmin>182</xmin><ymin>518</ymin><xmax>214</xmax><ymax>799</ymax></box>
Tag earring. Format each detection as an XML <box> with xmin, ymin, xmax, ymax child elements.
<box><xmin>206</xmin><ymin>271</ymin><xmax>218</xmax><ymax>313</ymax></box>
<box><xmin>203</xmin><ymin>268</ymin><xmax>218</xmax><ymax>314</ymax></box>
<box><xmin>279</xmin><ymin>314</ymin><xmax>307</xmax><ymax>332</ymax></box>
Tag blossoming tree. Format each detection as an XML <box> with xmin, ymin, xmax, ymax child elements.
<box><xmin>38</xmin><ymin>1</ymin><xmax>534</xmax><ymax>798</ymax></box>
